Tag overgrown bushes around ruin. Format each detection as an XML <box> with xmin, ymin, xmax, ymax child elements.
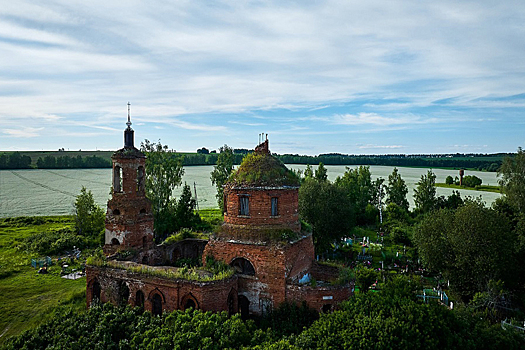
<box><xmin>5</xmin><ymin>276</ymin><xmax>524</xmax><ymax>350</ymax></box>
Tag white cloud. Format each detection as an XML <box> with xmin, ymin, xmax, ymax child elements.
<box><xmin>3</xmin><ymin>127</ymin><xmax>43</xmax><ymax>138</ymax></box>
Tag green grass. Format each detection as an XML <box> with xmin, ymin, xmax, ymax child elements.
<box><xmin>197</xmin><ymin>208</ymin><xmax>223</xmax><ymax>225</ymax></box>
<box><xmin>0</xmin><ymin>216</ymin><xmax>87</xmax><ymax>345</ymax></box>
<box><xmin>435</xmin><ymin>183</ymin><xmax>501</xmax><ymax>193</ymax></box>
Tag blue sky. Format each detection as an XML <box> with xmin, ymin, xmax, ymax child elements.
<box><xmin>1</xmin><ymin>1</ymin><xmax>524</xmax><ymax>155</ymax></box>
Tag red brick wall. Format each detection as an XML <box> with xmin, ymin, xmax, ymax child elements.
<box><xmin>203</xmin><ymin>235</ymin><xmax>316</xmax><ymax>315</ymax></box>
<box><xmin>285</xmin><ymin>283</ymin><xmax>353</xmax><ymax>312</ymax></box>
<box><xmin>224</xmin><ymin>188</ymin><xmax>300</xmax><ymax>232</ymax></box>
<box><xmin>86</xmin><ymin>265</ymin><xmax>238</xmax><ymax>313</ymax></box>
<box><xmin>105</xmin><ymin>153</ymin><xmax>154</xmax><ymax>251</ymax></box>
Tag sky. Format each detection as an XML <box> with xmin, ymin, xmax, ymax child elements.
<box><xmin>1</xmin><ymin>1</ymin><xmax>524</xmax><ymax>155</ymax></box>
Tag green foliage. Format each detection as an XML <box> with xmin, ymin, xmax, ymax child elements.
<box><xmin>163</xmin><ymin>228</ymin><xmax>208</xmax><ymax>245</ymax></box>
<box><xmin>20</xmin><ymin>228</ymin><xmax>88</xmax><ymax>255</ymax></box>
<box><xmin>288</xmin><ymin>276</ymin><xmax>524</xmax><ymax>350</ymax></box>
<box><xmin>229</xmin><ymin>152</ymin><xmax>300</xmax><ymax>187</ymax></box>
<box><xmin>0</xmin><ymin>216</ymin><xmax>86</xmax><ymax>345</ymax></box>
<box><xmin>141</xmin><ymin>139</ymin><xmax>184</xmax><ymax>238</ymax></box>
<box><xmin>462</xmin><ymin>175</ymin><xmax>482</xmax><ymax>188</ymax></box>
<box><xmin>210</xmin><ymin>144</ymin><xmax>234</xmax><ymax>212</ymax></box>
<box><xmin>386</xmin><ymin>167</ymin><xmax>409</xmax><ymax>210</ymax></box>
<box><xmin>260</xmin><ymin>302</ymin><xmax>319</xmax><ymax>338</ymax></box>
<box><xmin>414</xmin><ymin>170</ymin><xmax>437</xmax><ymax>213</ymax></box>
<box><xmin>335</xmin><ymin>166</ymin><xmax>376</xmax><ymax>225</ymax></box>
<box><xmin>445</xmin><ymin>175</ymin><xmax>454</xmax><ymax>185</ymax></box>
<box><xmin>314</xmin><ymin>163</ymin><xmax>327</xmax><ymax>181</ymax></box>
<box><xmin>499</xmin><ymin>147</ymin><xmax>525</xmax><ymax>211</ymax></box>
<box><xmin>174</xmin><ymin>183</ymin><xmax>202</xmax><ymax>230</ymax></box>
<box><xmin>299</xmin><ymin>178</ymin><xmax>354</xmax><ymax>253</ymax></box>
<box><xmin>87</xmin><ymin>256</ymin><xmax>233</xmax><ymax>282</ymax></box>
<box><xmin>354</xmin><ymin>267</ymin><xmax>379</xmax><ymax>293</ymax></box>
<box><xmin>303</xmin><ymin>164</ymin><xmax>314</xmax><ymax>179</ymax></box>
<box><xmin>74</xmin><ymin>186</ymin><xmax>105</xmax><ymax>240</ymax></box>
<box><xmin>414</xmin><ymin>201</ymin><xmax>518</xmax><ymax>301</ymax></box>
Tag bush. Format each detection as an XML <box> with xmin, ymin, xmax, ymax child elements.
<box><xmin>20</xmin><ymin>228</ymin><xmax>88</xmax><ymax>255</ymax></box>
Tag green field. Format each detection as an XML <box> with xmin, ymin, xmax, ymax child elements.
<box><xmin>435</xmin><ymin>183</ymin><xmax>501</xmax><ymax>193</ymax></box>
<box><xmin>0</xmin><ymin>217</ymin><xmax>87</xmax><ymax>345</ymax></box>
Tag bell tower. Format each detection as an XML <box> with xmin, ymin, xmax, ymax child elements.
<box><xmin>104</xmin><ymin>103</ymin><xmax>154</xmax><ymax>255</ymax></box>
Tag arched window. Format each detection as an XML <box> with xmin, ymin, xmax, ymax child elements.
<box><xmin>137</xmin><ymin>166</ymin><xmax>145</xmax><ymax>192</ymax></box>
<box><xmin>184</xmin><ymin>298</ymin><xmax>196</xmax><ymax>310</ymax></box>
<box><xmin>230</xmin><ymin>257</ymin><xmax>255</xmax><ymax>276</ymax></box>
<box><xmin>135</xmin><ymin>290</ymin><xmax>145</xmax><ymax>309</ymax></box>
<box><xmin>113</xmin><ymin>166</ymin><xmax>122</xmax><ymax>193</ymax></box>
<box><xmin>181</xmin><ymin>294</ymin><xmax>199</xmax><ymax>311</ymax></box>
<box><xmin>151</xmin><ymin>293</ymin><xmax>163</xmax><ymax>316</ymax></box>
<box><xmin>111</xmin><ymin>238</ymin><xmax>120</xmax><ymax>246</ymax></box>
<box><xmin>113</xmin><ymin>208</ymin><xmax>120</xmax><ymax>215</ymax></box>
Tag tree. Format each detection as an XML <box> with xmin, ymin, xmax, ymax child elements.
<box><xmin>174</xmin><ymin>183</ymin><xmax>201</xmax><ymax>230</ymax></box>
<box><xmin>74</xmin><ymin>186</ymin><xmax>105</xmax><ymax>240</ymax></box>
<box><xmin>140</xmin><ymin>139</ymin><xmax>184</xmax><ymax>238</ymax></box>
<box><xmin>299</xmin><ymin>178</ymin><xmax>354</xmax><ymax>253</ymax></box>
<box><xmin>355</xmin><ymin>267</ymin><xmax>379</xmax><ymax>293</ymax></box>
<box><xmin>499</xmin><ymin>148</ymin><xmax>525</xmax><ymax>211</ymax></box>
<box><xmin>385</xmin><ymin>167</ymin><xmax>409</xmax><ymax>211</ymax></box>
<box><xmin>462</xmin><ymin>175</ymin><xmax>482</xmax><ymax>187</ymax></box>
<box><xmin>413</xmin><ymin>170</ymin><xmax>437</xmax><ymax>213</ymax></box>
<box><xmin>303</xmin><ymin>164</ymin><xmax>314</xmax><ymax>179</ymax></box>
<box><xmin>196</xmin><ymin>147</ymin><xmax>209</xmax><ymax>154</ymax></box>
<box><xmin>335</xmin><ymin>166</ymin><xmax>374</xmax><ymax>225</ymax></box>
<box><xmin>210</xmin><ymin>145</ymin><xmax>234</xmax><ymax>212</ymax></box>
<box><xmin>413</xmin><ymin>201</ymin><xmax>517</xmax><ymax>301</ymax></box>
<box><xmin>314</xmin><ymin>163</ymin><xmax>327</xmax><ymax>181</ymax></box>
<box><xmin>445</xmin><ymin>175</ymin><xmax>454</xmax><ymax>185</ymax></box>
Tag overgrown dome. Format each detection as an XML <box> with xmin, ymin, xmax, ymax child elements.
<box><xmin>227</xmin><ymin>152</ymin><xmax>300</xmax><ymax>188</ymax></box>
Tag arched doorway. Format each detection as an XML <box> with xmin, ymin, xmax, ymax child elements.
<box><xmin>238</xmin><ymin>295</ymin><xmax>250</xmax><ymax>320</ymax></box>
<box><xmin>111</xmin><ymin>238</ymin><xmax>120</xmax><ymax>246</ymax></box>
<box><xmin>227</xmin><ymin>290</ymin><xmax>236</xmax><ymax>316</ymax></box>
<box><xmin>92</xmin><ymin>279</ymin><xmax>101</xmax><ymax>302</ymax></box>
<box><xmin>231</xmin><ymin>258</ymin><xmax>255</xmax><ymax>276</ymax></box>
<box><xmin>135</xmin><ymin>290</ymin><xmax>145</xmax><ymax>309</ymax></box>
<box><xmin>322</xmin><ymin>304</ymin><xmax>332</xmax><ymax>313</ymax></box>
<box><xmin>117</xmin><ymin>281</ymin><xmax>129</xmax><ymax>306</ymax></box>
<box><xmin>151</xmin><ymin>293</ymin><xmax>163</xmax><ymax>316</ymax></box>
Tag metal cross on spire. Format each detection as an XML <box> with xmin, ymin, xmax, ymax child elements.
<box><xmin>126</xmin><ymin>102</ymin><xmax>132</xmax><ymax>128</ymax></box>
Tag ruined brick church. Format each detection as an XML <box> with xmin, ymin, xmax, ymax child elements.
<box><xmin>86</xmin><ymin>113</ymin><xmax>351</xmax><ymax>317</ymax></box>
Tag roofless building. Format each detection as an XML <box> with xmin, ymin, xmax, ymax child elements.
<box><xmin>86</xmin><ymin>108</ymin><xmax>351</xmax><ymax>317</ymax></box>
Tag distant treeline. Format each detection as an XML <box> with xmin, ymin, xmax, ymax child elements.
<box><xmin>0</xmin><ymin>152</ymin><xmax>111</xmax><ymax>169</ymax></box>
<box><xmin>0</xmin><ymin>150</ymin><xmax>508</xmax><ymax>171</ymax></box>
<box><xmin>275</xmin><ymin>153</ymin><xmax>504</xmax><ymax>172</ymax></box>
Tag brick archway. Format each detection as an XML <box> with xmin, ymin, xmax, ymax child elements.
<box><xmin>180</xmin><ymin>293</ymin><xmax>199</xmax><ymax>311</ymax></box>
<box><xmin>230</xmin><ymin>257</ymin><xmax>255</xmax><ymax>276</ymax></box>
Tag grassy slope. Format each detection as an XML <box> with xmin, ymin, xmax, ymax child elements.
<box><xmin>435</xmin><ymin>183</ymin><xmax>501</xmax><ymax>193</ymax></box>
<box><xmin>0</xmin><ymin>217</ymin><xmax>86</xmax><ymax>345</ymax></box>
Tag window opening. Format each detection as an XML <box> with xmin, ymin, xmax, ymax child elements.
<box><xmin>137</xmin><ymin>166</ymin><xmax>145</xmax><ymax>192</ymax></box>
<box><xmin>113</xmin><ymin>166</ymin><xmax>122</xmax><ymax>192</ymax></box>
<box><xmin>239</xmin><ymin>195</ymin><xmax>249</xmax><ymax>216</ymax></box>
<box><xmin>135</xmin><ymin>290</ymin><xmax>145</xmax><ymax>309</ymax></box>
<box><xmin>152</xmin><ymin>293</ymin><xmax>163</xmax><ymax>316</ymax></box>
<box><xmin>231</xmin><ymin>257</ymin><xmax>255</xmax><ymax>276</ymax></box>
<box><xmin>271</xmin><ymin>197</ymin><xmax>278</xmax><ymax>216</ymax></box>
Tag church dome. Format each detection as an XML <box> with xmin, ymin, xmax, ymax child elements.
<box><xmin>227</xmin><ymin>148</ymin><xmax>299</xmax><ymax>188</ymax></box>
